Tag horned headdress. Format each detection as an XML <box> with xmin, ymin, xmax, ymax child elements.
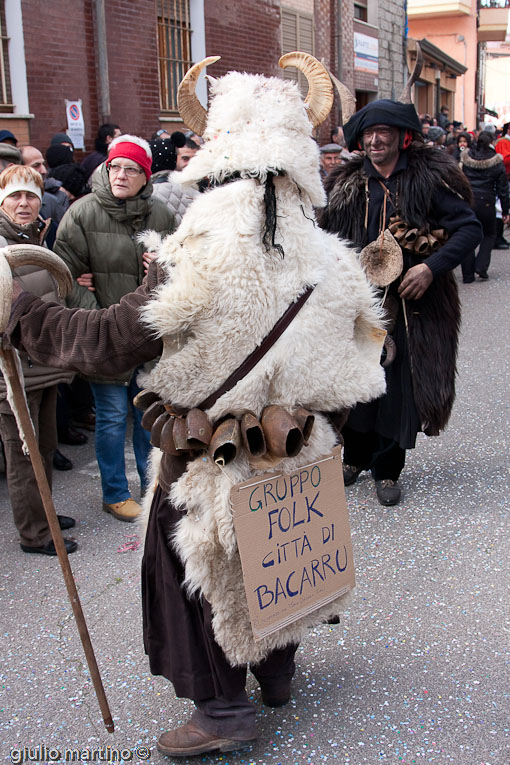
<box><xmin>173</xmin><ymin>53</ymin><xmax>334</xmax><ymax>207</ymax></box>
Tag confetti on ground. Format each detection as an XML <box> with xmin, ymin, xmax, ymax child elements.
<box><xmin>117</xmin><ymin>535</ymin><xmax>142</xmax><ymax>553</ymax></box>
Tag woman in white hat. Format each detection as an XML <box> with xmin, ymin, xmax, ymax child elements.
<box><xmin>0</xmin><ymin>165</ymin><xmax>77</xmax><ymax>555</ymax></box>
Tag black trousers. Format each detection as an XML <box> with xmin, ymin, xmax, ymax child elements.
<box><xmin>342</xmin><ymin>425</ymin><xmax>406</xmax><ymax>481</ymax></box>
<box><xmin>461</xmin><ymin>198</ymin><xmax>496</xmax><ymax>279</ymax></box>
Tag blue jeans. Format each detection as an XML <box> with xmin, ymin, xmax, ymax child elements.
<box><xmin>90</xmin><ymin>372</ymin><xmax>151</xmax><ymax>504</ymax></box>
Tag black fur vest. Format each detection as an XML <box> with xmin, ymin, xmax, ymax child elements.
<box><xmin>318</xmin><ymin>144</ymin><xmax>470</xmax><ymax>437</ymax></box>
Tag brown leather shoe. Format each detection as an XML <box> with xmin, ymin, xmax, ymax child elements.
<box><xmin>102</xmin><ymin>498</ymin><xmax>141</xmax><ymax>522</ymax></box>
<box><xmin>156</xmin><ymin>720</ymin><xmax>256</xmax><ymax>757</ymax></box>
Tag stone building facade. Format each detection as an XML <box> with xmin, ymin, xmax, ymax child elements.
<box><xmin>376</xmin><ymin>0</ymin><xmax>407</xmax><ymax>100</ymax></box>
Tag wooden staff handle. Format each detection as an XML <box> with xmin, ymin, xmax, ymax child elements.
<box><xmin>0</xmin><ymin>343</ymin><xmax>114</xmax><ymax>733</ymax></box>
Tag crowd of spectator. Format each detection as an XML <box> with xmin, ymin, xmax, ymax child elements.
<box><xmin>1</xmin><ymin>108</ymin><xmax>508</xmax><ymax>555</ymax></box>
<box><xmin>0</xmin><ymin>122</ymin><xmax>201</xmax><ymax>553</ymax></box>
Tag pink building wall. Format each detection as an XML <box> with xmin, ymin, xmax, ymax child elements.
<box><xmin>409</xmin><ymin>4</ymin><xmax>478</xmax><ymax>130</ymax></box>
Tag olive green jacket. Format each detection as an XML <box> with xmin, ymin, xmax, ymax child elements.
<box><xmin>54</xmin><ymin>163</ymin><xmax>175</xmax><ymax>383</ymax></box>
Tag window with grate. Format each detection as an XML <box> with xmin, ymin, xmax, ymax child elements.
<box><xmin>0</xmin><ymin>1</ymin><xmax>12</xmax><ymax>112</ymax></box>
<box><xmin>157</xmin><ymin>0</ymin><xmax>192</xmax><ymax>114</ymax></box>
<box><xmin>281</xmin><ymin>8</ymin><xmax>314</xmax><ymax>98</ymax></box>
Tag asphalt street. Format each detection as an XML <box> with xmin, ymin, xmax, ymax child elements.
<box><xmin>1</xmin><ymin>251</ymin><xmax>509</xmax><ymax>765</ymax></box>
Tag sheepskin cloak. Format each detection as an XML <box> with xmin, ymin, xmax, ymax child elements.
<box><xmin>139</xmin><ymin>177</ymin><xmax>385</xmax><ymax>666</ymax></box>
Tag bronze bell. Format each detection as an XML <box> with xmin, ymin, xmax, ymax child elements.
<box><xmin>240</xmin><ymin>412</ymin><xmax>266</xmax><ymax>457</ymax></box>
<box><xmin>404</xmin><ymin>228</ymin><xmax>419</xmax><ymax>244</ymax></box>
<box><xmin>209</xmin><ymin>418</ymin><xmax>241</xmax><ymax>466</ymax></box>
<box><xmin>133</xmin><ymin>389</ymin><xmax>161</xmax><ymax>411</ymax></box>
<box><xmin>141</xmin><ymin>400</ymin><xmax>166</xmax><ymax>431</ymax></box>
<box><xmin>160</xmin><ymin>416</ymin><xmax>180</xmax><ymax>456</ymax></box>
<box><xmin>414</xmin><ymin>235</ymin><xmax>429</xmax><ymax>255</ymax></box>
<box><xmin>185</xmin><ymin>408</ymin><xmax>213</xmax><ymax>450</ymax></box>
<box><xmin>427</xmin><ymin>234</ymin><xmax>440</xmax><ymax>253</ymax></box>
<box><xmin>261</xmin><ymin>405</ymin><xmax>304</xmax><ymax>459</ymax></box>
<box><xmin>172</xmin><ymin>416</ymin><xmax>190</xmax><ymax>452</ymax></box>
<box><xmin>294</xmin><ymin>408</ymin><xmax>315</xmax><ymax>445</ymax></box>
<box><xmin>150</xmin><ymin>411</ymin><xmax>170</xmax><ymax>448</ymax></box>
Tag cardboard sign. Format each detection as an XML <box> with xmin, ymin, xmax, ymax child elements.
<box><xmin>231</xmin><ymin>445</ymin><xmax>355</xmax><ymax>640</ymax></box>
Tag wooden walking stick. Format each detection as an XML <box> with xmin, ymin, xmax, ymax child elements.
<box><xmin>0</xmin><ymin>245</ymin><xmax>114</xmax><ymax>733</ymax></box>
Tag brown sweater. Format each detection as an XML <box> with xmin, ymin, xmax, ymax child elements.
<box><xmin>9</xmin><ymin>263</ymin><xmax>164</xmax><ymax>379</ymax></box>
<box><xmin>8</xmin><ymin>263</ymin><xmax>187</xmax><ymax>491</ymax></box>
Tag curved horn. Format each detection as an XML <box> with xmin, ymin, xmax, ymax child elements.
<box><xmin>3</xmin><ymin>244</ymin><xmax>73</xmax><ymax>298</ymax></box>
<box><xmin>321</xmin><ymin>59</ymin><xmax>356</xmax><ymax>125</ymax></box>
<box><xmin>0</xmin><ymin>249</ymin><xmax>13</xmax><ymax>332</ymax></box>
<box><xmin>279</xmin><ymin>51</ymin><xmax>334</xmax><ymax>127</ymax></box>
<box><xmin>399</xmin><ymin>41</ymin><xmax>423</xmax><ymax>104</ymax></box>
<box><xmin>177</xmin><ymin>56</ymin><xmax>221</xmax><ymax>136</ymax></box>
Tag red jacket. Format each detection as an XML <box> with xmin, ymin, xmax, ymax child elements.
<box><xmin>495</xmin><ymin>135</ymin><xmax>510</xmax><ymax>177</ymax></box>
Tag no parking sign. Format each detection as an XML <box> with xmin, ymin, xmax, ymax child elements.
<box><xmin>65</xmin><ymin>99</ymin><xmax>85</xmax><ymax>150</ymax></box>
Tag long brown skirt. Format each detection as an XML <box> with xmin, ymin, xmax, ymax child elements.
<box><xmin>141</xmin><ymin>454</ymin><xmax>298</xmax><ymax>702</ymax></box>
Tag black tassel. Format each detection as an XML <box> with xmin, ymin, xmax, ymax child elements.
<box><xmin>262</xmin><ymin>173</ymin><xmax>284</xmax><ymax>258</ymax></box>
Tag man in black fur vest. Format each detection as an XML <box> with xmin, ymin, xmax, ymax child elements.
<box><xmin>319</xmin><ymin>99</ymin><xmax>482</xmax><ymax>506</ymax></box>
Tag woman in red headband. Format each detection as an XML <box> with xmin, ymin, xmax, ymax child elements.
<box><xmin>53</xmin><ymin>134</ymin><xmax>175</xmax><ymax>523</ymax></box>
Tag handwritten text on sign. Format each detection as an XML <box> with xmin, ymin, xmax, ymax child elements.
<box><xmin>231</xmin><ymin>446</ymin><xmax>355</xmax><ymax>640</ymax></box>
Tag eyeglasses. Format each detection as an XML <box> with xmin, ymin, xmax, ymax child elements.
<box><xmin>106</xmin><ymin>163</ymin><xmax>144</xmax><ymax>177</ymax></box>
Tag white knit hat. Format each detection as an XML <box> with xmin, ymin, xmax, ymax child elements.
<box><xmin>0</xmin><ymin>179</ymin><xmax>42</xmax><ymax>208</ymax></box>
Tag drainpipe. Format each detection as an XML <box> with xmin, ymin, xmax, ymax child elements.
<box><xmin>95</xmin><ymin>0</ymin><xmax>111</xmax><ymax>123</ymax></box>
<box><xmin>457</xmin><ymin>35</ymin><xmax>467</xmax><ymax>126</ymax></box>
<box><xmin>402</xmin><ymin>0</ymin><xmax>409</xmax><ymax>102</ymax></box>
<box><xmin>435</xmin><ymin>68</ymin><xmax>441</xmax><ymax>120</ymax></box>
<box><xmin>335</xmin><ymin>0</ymin><xmax>343</xmax><ymax>123</ymax></box>
<box><xmin>337</xmin><ymin>0</ymin><xmax>342</xmax><ymax>79</ymax></box>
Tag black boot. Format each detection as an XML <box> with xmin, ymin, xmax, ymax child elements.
<box><xmin>343</xmin><ymin>464</ymin><xmax>363</xmax><ymax>486</ymax></box>
<box><xmin>53</xmin><ymin>448</ymin><xmax>73</xmax><ymax>471</ymax></box>
<box><xmin>495</xmin><ymin>218</ymin><xmax>509</xmax><ymax>249</ymax></box>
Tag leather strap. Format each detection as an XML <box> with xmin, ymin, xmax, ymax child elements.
<box><xmin>198</xmin><ymin>285</ymin><xmax>315</xmax><ymax>411</ymax></box>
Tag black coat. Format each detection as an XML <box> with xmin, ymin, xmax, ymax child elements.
<box><xmin>460</xmin><ymin>150</ymin><xmax>509</xmax><ymax>215</ymax></box>
<box><xmin>319</xmin><ymin>144</ymin><xmax>483</xmax><ymax>446</ymax></box>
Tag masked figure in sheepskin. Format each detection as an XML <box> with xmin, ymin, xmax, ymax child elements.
<box><xmin>9</xmin><ymin>54</ymin><xmax>386</xmax><ymax>757</ymax></box>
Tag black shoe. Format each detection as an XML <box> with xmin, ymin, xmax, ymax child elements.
<box><xmin>260</xmin><ymin>681</ymin><xmax>292</xmax><ymax>707</ymax></box>
<box><xmin>462</xmin><ymin>277</ymin><xmax>474</xmax><ymax>283</ymax></box>
<box><xmin>375</xmin><ymin>479</ymin><xmax>401</xmax><ymax>506</ymax></box>
<box><xmin>495</xmin><ymin>239</ymin><xmax>510</xmax><ymax>249</ymax></box>
<box><xmin>58</xmin><ymin>427</ymin><xmax>88</xmax><ymax>446</ymax></box>
<box><xmin>53</xmin><ymin>449</ymin><xmax>73</xmax><ymax>471</ymax></box>
<box><xmin>476</xmin><ymin>271</ymin><xmax>489</xmax><ymax>280</ymax></box>
<box><xmin>343</xmin><ymin>464</ymin><xmax>363</xmax><ymax>486</ymax></box>
<box><xmin>72</xmin><ymin>413</ymin><xmax>95</xmax><ymax>431</ymax></box>
<box><xmin>20</xmin><ymin>538</ymin><xmax>78</xmax><ymax>555</ymax></box>
<box><xmin>58</xmin><ymin>514</ymin><xmax>76</xmax><ymax>530</ymax></box>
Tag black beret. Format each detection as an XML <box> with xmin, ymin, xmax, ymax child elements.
<box><xmin>343</xmin><ymin>100</ymin><xmax>422</xmax><ymax>151</ymax></box>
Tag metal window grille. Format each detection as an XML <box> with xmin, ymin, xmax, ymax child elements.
<box><xmin>281</xmin><ymin>8</ymin><xmax>314</xmax><ymax>97</ymax></box>
<box><xmin>157</xmin><ymin>0</ymin><xmax>192</xmax><ymax>114</ymax></box>
<box><xmin>0</xmin><ymin>2</ymin><xmax>13</xmax><ymax>110</ymax></box>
